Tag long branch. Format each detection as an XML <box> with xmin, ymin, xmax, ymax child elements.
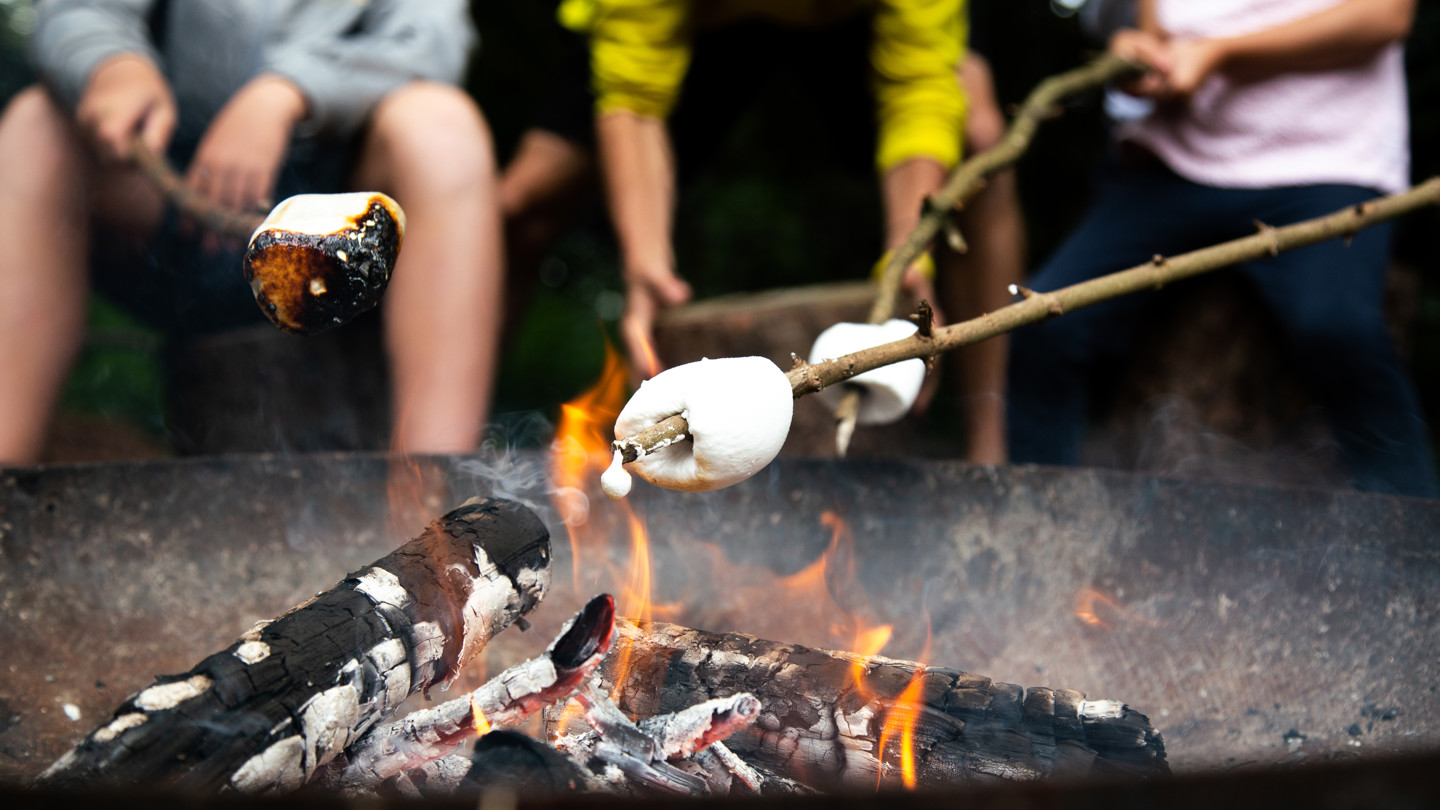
<box><xmin>616</xmin><ymin>177</ymin><xmax>1440</xmax><ymax>464</ymax></box>
<box><xmin>868</xmin><ymin>52</ymin><xmax>1140</xmax><ymax>324</ymax></box>
<box><xmin>836</xmin><ymin>53</ymin><xmax>1140</xmax><ymax>452</ymax></box>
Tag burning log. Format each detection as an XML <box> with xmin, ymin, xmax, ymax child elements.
<box><xmin>592</xmin><ymin>620</ymin><xmax>1169</xmax><ymax>791</ymax></box>
<box><xmin>548</xmin><ymin>681</ymin><xmax>764</xmax><ymax>796</ymax></box>
<box><xmin>37</xmin><ymin>498</ymin><xmax>551</xmax><ymax>794</ymax></box>
<box><xmin>326</xmin><ymin>593</ymin><xmax>615</xmax><ymax>791</ymax></box>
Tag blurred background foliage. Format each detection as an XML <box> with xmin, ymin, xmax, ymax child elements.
<box><xmin>2</xmin><ymin>0</ymin><xmax>1439</xmax><ymax>453</ymax></box>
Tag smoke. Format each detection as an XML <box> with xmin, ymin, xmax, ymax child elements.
<box><xmin>456</xmin><ymin>410</ymin><xmax>607</xmax><ymax>532</ymax></box>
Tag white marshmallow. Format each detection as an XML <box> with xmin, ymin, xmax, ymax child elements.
<box><xmin>614</xmin><ymin>357</ymin><xmax>793</xmax><ymax>492</ymax></box>
<box><xmin>808</xmin><ymin>320</ymin><xmax>926</xmax><ymax>425</ymax></box>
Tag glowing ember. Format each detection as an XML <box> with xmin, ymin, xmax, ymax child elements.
<box><xmin>1074</xmin><ymin>587</ymin><xmax>1158</xmax><ymax>630</ymax></box>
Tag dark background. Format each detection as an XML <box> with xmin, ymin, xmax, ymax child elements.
<box><xmin>2</xmin><ymin>0</ymin><xmax>1438</xmax><ymax>456</ymax></box>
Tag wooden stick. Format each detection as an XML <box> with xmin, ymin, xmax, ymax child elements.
<box><xmin>833</xmin><ymin>53</ymin><xmax>1143</xmax><ymax>455</ymax></box>
<box><xmin>37</xmin><ymin>498</ymin><xmax>552</xmax><ymax>794</ymax></box>
<box><xmin>617</xmin><ymin>177</ymin><xmax>1440</xmax><ymax>465</ymax></box>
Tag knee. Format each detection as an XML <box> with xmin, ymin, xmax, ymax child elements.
<box><xmin>0</xmin><ymin>86</ymin><xmax>82</xmax><ymax>187</ymax></box>
<box><xmin>365</xmin><ymin>81</ymin><xmax>496</xmax><ymax>190</ymax></box>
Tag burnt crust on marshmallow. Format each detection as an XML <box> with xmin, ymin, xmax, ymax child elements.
<box><xmin>243</xmin><ymin>192</ymin><xmax>405</xmax><ymax>336</ymax></box>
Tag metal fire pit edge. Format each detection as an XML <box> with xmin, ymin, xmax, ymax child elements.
<box><xmin>1</xmin><ymin>452</ymin><xmax>1437</xmax><ymax>798</ymax></box>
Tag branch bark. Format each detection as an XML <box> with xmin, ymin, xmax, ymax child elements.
<box><xmin>833</xmin><ymin>53</ymin><xmax>1143</xmax><ymax>454</ymax></box>
<box><xmin>617</xmin><ymin>176</ymin><xmax>1440</xmax><ymax>465</ymax></box>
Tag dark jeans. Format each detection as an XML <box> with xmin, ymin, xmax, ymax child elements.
<box><xmin>1007</xmin><ymin>163</ymin><xmax>1439</xmax><ymax>499</ymax></box>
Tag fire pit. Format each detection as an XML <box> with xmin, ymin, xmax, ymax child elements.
<box><xmin>1</xmin><ymin>453</ymin><xmax>1438</xmax><ymax>803</ymax></box>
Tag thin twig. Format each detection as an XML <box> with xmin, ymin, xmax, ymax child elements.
<box><xmin>616</xmin><ymin>178</ymin><xmax>1440</xmax><ymax>464</ymax></box>
<box><xmin>833</xmin><ymin>52</ymin><xmax>1143</xmax><ymax>454</ymax></box>
<box><xmin>129</xmin><ymin>134</ymin><xmax>265</xmax><ymax>240</ymax></box>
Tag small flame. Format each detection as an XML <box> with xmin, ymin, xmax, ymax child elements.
<box><xmin>1074</xmin><ymin>587</ymin><xmax>1157</xmax><ymax>630</ymax></box>
<box><xmin>608</xmin><ymin>501</ymin><xmax>681</xmax><ymax>699</ymax></box>
<box><xmin>877</xmin><ymin>618</ymin><xmax>932</xmax><ymax>790</ymax></box>
<box><xmin>470</xmin><ymin>694</ymin><xmax>492</xmax><ymax>737</ymax></box>
<box><xmin>550</xmin><ymin>341</ymin><xmax>630</xmax><ymax>585</ymax></box>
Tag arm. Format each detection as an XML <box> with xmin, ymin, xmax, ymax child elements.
<box><xmin>880</xmin><ymin>157</ymin><xmax>946</xmax><ymax>316</ymax></box>
<box><xmin>262</xmin><ymin>0</ymin><xmax>475</xmax><ymax>138</ymax></box>
<box><xmin>872</xmin><ymin>0</ymin><xmax>966</xmax><ymax>307</ymax></box>
<box><xmin>585</xmin><ymin>0</ymin><xmax>695</xmax><ymax>372</ymax></box>
<box><xmin>30</xmin><ymin>0</ymin><xmax>173</xmax><ymax>161</ymax></box>
<box><xmin>1113</xmin><ymin>0</ymin><xmax>1415</xmax><ymax>99</ymax></box>
<box><xmin>596</xmin><ymin>111</ymin><xmax>692</xmax><ymax>375</ymax></box>
<box><xmin>30</xmin><ymin>0</ymin><xmax>158</xmax><ymax>111</ymax></box>
<box><xmin>870</xmin><ymin>0</ymin><xmax>968</xmax><ymax>172</ymax></box>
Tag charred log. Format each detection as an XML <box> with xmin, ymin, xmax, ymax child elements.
<box><xmin>592</xmin><ymin>620</ymin><xmax>1168</xmax><ymax>790</ymax></box>
<box><xmin>37</xmin><ymin>498</ymin><xmax>551</xmax><ymax>794</ymax></box>
<box><xmin>328</xmin><ymin>593</ymin><xmax>615</xmax><ymax>790</ymax></box>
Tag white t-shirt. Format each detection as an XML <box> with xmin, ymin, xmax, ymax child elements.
<box><xmin>1122</xmin><ymin>0</ymin><xmax>1410</xmax><ymax>194</ymax></box>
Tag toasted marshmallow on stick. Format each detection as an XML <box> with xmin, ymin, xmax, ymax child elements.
<box><xmin>609</xmin><ymin>357</ymin><xmax>793</xmax><ymax>495</ymax></box>
<box><xmin>243</xmin><ymin>192</ymin><xmax>406</xmax><ymax>335</ymax></box>
<box><xmin>808</xmin><ymin>320</ymin><xmax>926</xmax><ymax>425</ymax></box>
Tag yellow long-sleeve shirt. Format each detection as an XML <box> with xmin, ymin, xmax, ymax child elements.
<box><xmin>558</xmin><ymin>0</ymin><xmax>968</xmax><ymax>171</ymax></box>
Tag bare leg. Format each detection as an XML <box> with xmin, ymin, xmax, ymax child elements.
<box><xmin>498</xmin><ymin>128</ymin><xmax>596</xmax><ymax>342</ymax></box>
<box><xmin>0</xmin><ymin>87</ymin><xmax>163</xmax><ymax>464</ymax></box>
<box><xmin>941</xmin><ymin>54</ymin><xmax>1026</xmax><ymax>465</ymax></box>
<box><xmin>353</xmin><ymin>82</ymin><xmax>504</xmax><ymax>455</ymax></box>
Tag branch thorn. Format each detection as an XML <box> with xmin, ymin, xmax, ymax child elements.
<box><xmin>910</xmin><ymin>300</ymin><xmax>936</xmax><ymax>338</ymax></box>
<box><xmin>943</xmin><ymin>218</ymin><xmax>968</xmax><ymax>253</ymax></box>
<box><xmin>1253</xmin><ymin>220</ymin><xmax>1281</xmax><ymax>256</ymax></box>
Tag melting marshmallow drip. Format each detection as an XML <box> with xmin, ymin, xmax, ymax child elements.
<box><xmin>601</xmin><ymin>449</ymin><xmax>632</xmax><ymax>500</ymax></box>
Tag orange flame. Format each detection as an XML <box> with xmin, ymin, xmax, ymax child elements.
<box><xmin>551</xmin><ymin>341</ymin><xmax>630</xmax><ymax>585</ymax></box>
<box><xmin>1074</xmin><ymin>587</ymin><xmax>1158</xmax><ymax>630</ymax></box>
<box><xmin>877</xmin><ymin>618</ymin><xmax>932</xmax><ymax>790</ymax></box>
<box><xmin>470</xmin><ymin>694</ymin><xmax>492</xmax><ymax>737</ymax></box>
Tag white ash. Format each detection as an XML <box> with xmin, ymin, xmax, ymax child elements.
<box><xmin>94</xmin><ymin>712</ymin><xmax>147</xmax><ymax>743</ymax></box>
<box><xmin>1079</xmin><ymin>699</ymin><xmax>1125</xmax><ymax>720</ymax></box>
<box><xmin>367</xmin><ymin>638</ymin><xmax>413</xmax><ymax>710</ymax></box>
<box><xmin>134</xmin><ymin>674</ymin><xmax>214</xmax><ymax>711</ymax></box>
<box><xmin>409</xmin><ymin>621</ymin><xmax>449</xmax><ymax>683</ymax></box>
<box><xmin>354</xmin><ymin>568</ymin><xmax>412</xmax><ymax>611</ymax></box>
<box><xmin>230</xmin><ymin>735</ymin><xmax>306</xmax><ymax>794</ymax></box>
<box><xmin>297</xmin><ymin>671</ymin><xmax>365</xmax><ymax>776</ymax></box>
<box><xmin>234</xmin><ymin>640</ymin><xmax>271</xmax><ymax>664</ymax></box>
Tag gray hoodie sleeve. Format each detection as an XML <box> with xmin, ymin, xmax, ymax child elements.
<box><xmin>263</xmin><ymin>0</ymin><xmax>477</xmax><ymax>139</ymax></box>
<box><xmin>30</xmin><ymin>0</ymin><xmax>160</xmax><ymax>111</ymax></box>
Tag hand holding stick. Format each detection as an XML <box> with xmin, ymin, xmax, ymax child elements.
<box><xmin>833</xmin><ymin>53</ymin><xmax>1144</xmax><ymax>455</ymax></box>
